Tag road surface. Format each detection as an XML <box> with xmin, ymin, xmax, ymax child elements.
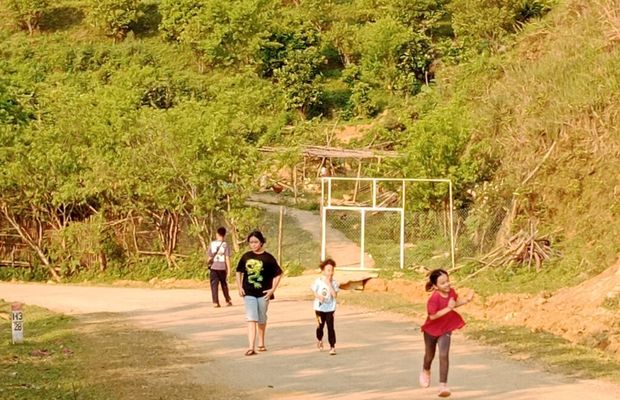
<box><xmin>1</xmin><ymin>281</ymin><xmax>619</xmax><ymax>399</ymax></box>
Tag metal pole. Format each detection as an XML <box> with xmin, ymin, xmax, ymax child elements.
<box><xmin>402</xmin><ymin>180</ymin><xmax>407</xmax><ymax>269</ymax></box>
<box><xmin>328</xmin><ymin>178</ymin><xmax>332</xmax><ymax>207</ymax></box>
<box><xmin>321</xmin><ymin>178</ymin><xmax>327</xmax><ymax>261</ymax></box>
<box><xmin>400</xmin><ymin>208</ymin><xmax>405</xmax><ymax>269</ymax></box>
<box><xmin>360</xmin><ymin>209</ymin><xmax>366</xmax><ymax>269</ymax></box>
<box><xmin>277</xmin><ymin>206</ymin><xmax>284</xmax><ymax>266</ymax></box>
<box><xmin>449</xmin><ymin>181</ymin><xmax>455</xmax><ymax>270</ymax></box>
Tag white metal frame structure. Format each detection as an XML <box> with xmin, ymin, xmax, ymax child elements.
<box><xmin>320</xmin><ymin>177</ymin><xmax>455</xmax><ymax>270</ymax></box>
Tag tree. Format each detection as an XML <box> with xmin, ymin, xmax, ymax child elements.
<box><xmin>357</xmin><ymin>17</ymin><xmax>411</xmax><ymax>91</ymax></box>
<box><xmin>159</xmin><ymin>0</ymin><xmax>276</xmax><ymax>68</ymax></box>
<box><xmin>274</xmin><ymin>47</ymin><xmax>324</xmax><ymax>117</ymax></box>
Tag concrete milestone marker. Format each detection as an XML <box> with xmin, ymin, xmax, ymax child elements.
<box><xmin>11</xmin><ymin>302</ymin><xmax>24</xmax><ymax>344</ymax></box>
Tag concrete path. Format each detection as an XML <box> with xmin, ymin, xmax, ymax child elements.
<box><xmin>2</xmin><ymin>281</ymin><xmax>619</xmax><ymax>400</ymax></box>
<box><xmin>247</xmin><ymin>198</ymin><xmax>375</xmax><ymax>269</ymax></box>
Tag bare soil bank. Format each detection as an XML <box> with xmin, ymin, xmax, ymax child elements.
<box><xmin>365</xmin><ymin>256</ymin><xmax>620</xmax><ymax>360</ymax></box>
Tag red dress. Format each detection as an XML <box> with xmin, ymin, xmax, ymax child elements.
<box><xmin>421</xmin><ymin>288</ymin><xmax>465</xmax><ymax>337</ymax></box>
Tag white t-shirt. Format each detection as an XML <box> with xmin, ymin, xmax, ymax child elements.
<box><xmin>208</xmin><ymin>240</ymin><xmax>229</xmax><ymax>270</ymax></box>
<box><xmin>311</xmin><ymin>277</ymin><xmax>339</xmax><ymax>312</ymax></box>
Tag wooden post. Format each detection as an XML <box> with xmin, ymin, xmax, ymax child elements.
<box><xmin>277</xmin><ymin>206</ymin><xmax>284</xmax><ymax>266</ymax></box>
<box><xmin>353</xmin><ymin>160</ymin><xmax>362</xmax><ymax>202</ymax></box>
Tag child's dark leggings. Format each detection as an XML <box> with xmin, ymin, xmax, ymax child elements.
<box><xmin>423</xmin><ymin>331</ymin><xmax>452</xmax><ymax>383</ymax></box>
<box><xmin>315</xmin><ymin>311</ymin><xmax>336</xmax><ymax>347</ymax></box>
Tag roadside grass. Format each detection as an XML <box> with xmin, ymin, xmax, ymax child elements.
<box><xmin>338</xmin><ymin>291</ymin><xmax>620</xmax><ymax>384</ymax></box>
<box><xmin>0</xmin><ymin>300</ymin><xmax>85</xmax><ymax>399</ymax></box>
<box><xmin>466</xmin><ymin>319</ymin><xmax>620</xmax><ymax>382</ymax></box>
<box><xmin>0</xmin><ymin>300</ymin><xmax>249</xmax><ymax>400</ymax></box>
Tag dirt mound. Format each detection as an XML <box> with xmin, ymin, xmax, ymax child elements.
<box><xmin>477</xmin><ymin>257</ymin><xmax>620</xmax><ymax>356</ymax></box>
<box><xmin>365</xmin><ymin>256</ymin><xmax>620</xmax><ymax>360</ymax></box>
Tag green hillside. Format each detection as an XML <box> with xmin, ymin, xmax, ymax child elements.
<box><xmin>1</xmin><ymin>0</ymin><xmax>618</xmax><ymax>291</ymax></box>
<box><xmin>416</xmin><ymin>0</ymin><xmax>620</xmax><ymax>290</ymax></box>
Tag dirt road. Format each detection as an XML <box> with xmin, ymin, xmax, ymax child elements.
<box><xmin>1</xmin><ymin>281</ymin><xmax>619</xmax><ymax>400</ymax></box>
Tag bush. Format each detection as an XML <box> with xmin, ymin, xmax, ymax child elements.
<box><xmin>89</xmin><ymin>0</ymin><xmax>143</xmax><ymax>42</ymax></box>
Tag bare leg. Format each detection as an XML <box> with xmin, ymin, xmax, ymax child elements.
<box><xmin>247</xmin><ymin>321</ymin><xmax>257</xmax><ymax>350</ymax></box>
<box><xmin>257</xmin><ymin>323</ymin><xmax>267</xmax><ymax>348</ymax></box>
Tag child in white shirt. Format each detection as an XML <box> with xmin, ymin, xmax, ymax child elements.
<box><xmin>310</xmin><ymin>258</ymin><xmax>339</xmax><ymax>355</ymax></box>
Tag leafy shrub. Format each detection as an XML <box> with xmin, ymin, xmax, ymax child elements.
<box><xmin>89</xmin><ymin>0</ymin><xmax>143</xmax><ymax>42</ymax></box>
<box><xmin>0</xmin><ymin>81</ymin><xmax>33</xmax><ymax>125</ymax></box>
<box><xmin>159</xmin><ymin>0</ymin><xmax>275</xmax><ymax>68</ymax></box>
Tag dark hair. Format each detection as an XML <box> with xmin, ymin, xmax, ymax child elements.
<box><xmin>319</xmin><ymin>258</ymin><xmax>336</xmax><ymax>270</ymax></box>
<box><xmin>247</xmin><ymin>230</ymin><xmax>265</xmax><ymax>245</ymax></box>
<box><xmin>217</xmin><ymin>227</ymin><xmax>227</xmax><ymax>237</ymax></box>
<box><xmin>425</xmin><ymin>269</ymin><xmax>448</xmax><ymax>292</ymax></box>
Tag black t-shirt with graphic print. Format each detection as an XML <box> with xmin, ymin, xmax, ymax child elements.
<box><xmin>236</xmin><ymin>251</ymin><xmax>283</xmax><ymax>298</ymax></box>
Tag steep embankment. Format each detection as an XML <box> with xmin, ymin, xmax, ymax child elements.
<box><xmin>477</xmin><ymin>256</ymin><xmax>620</xmax><ymax>356</ymax></box>
<box><xmin>462</xmin><ymin>0</ymin><xmax>620</xmax><ymax>276</ymax></box>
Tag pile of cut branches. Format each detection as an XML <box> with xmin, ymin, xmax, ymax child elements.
<box><xmin>481</xmin><ymin>229</ymin><xmax>555</xmax><ymax>271</ymax></box>
<box><xmin>462</xmin><ymin>228</ymin><xmax>557</xmax><ymax>281</ymax></box>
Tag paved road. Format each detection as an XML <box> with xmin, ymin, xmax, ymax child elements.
<box><xmin>1</xmin><ymin>281</ymin><xmax>619</xmax><ymax>400</ymax></box>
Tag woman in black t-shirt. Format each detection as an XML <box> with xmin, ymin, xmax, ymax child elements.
<box><xmin>235</xmin><ymin>230</ymin><xmax>283</xmax><ymax>356</ymax></box>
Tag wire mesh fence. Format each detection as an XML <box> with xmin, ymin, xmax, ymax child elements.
<box><xmin>257</xmin><ymin>204</ymin><xmax>492</xmax><ymax>272</ymax></box>
<box><xmin>324</xmin><ymin>208</ymin><xmax>461</xmax><ymax>270</ymax></box>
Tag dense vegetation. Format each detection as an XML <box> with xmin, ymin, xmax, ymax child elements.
<box><xmin>2</xmin><ymin>0</ymin><xmax>618</xmax><ymax>289</ymax></box>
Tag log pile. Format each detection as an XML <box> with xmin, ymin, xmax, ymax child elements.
<box><xmin>479</xmin><ymin>229</ymin><xmax>555</xmax><ymax>271</ymax></box>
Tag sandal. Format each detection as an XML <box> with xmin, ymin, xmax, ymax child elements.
<box><xmin>244</xmin><ymin>349</ymin><xmax>256</xmax><ymax>356</ymax></box>
<box><xmin>317</xmin><ymin>341</ymin><xmax>323</xmax><ymax>351</ymax></box>
<box><xmin>257</xmin><ymin>346</ymin><xmax>267</xmax><ymax>352</ymax></box>
<box><xmin>329</xmin><ymin>348</ymin><xmax>337</xmax><ymax>355</ymax></box>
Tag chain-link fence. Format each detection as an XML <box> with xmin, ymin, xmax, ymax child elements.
<box><xmin>324</xmin><ymin>207</ymin><xmax>487</xmax><ymax>270</ymax></box>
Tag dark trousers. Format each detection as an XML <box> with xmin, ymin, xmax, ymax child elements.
<box><xmin>423</xmin><ymin>331</ymin><xmax>452</xmax><ymax>383</ymax></box>
<box><xmin>210</xmin><ymin>269</ymin><xmax>231</xmax><ymax>305</ymax></box>
<box><xmin>315</xmin><ymin>310</ymin><xmax>336</xmax><ymax>348</ymax></box>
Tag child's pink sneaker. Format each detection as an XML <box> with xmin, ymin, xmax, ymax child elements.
<box><xmin>418</xmin><ymin>370</ymin><xmax>430</xmax><ymax>388</ymax></box>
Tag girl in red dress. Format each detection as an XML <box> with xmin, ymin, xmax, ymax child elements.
<box><xmin>419</xmin><ymin>269</ymin><xmax>474</xmax><ymax>398</ymax></box>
